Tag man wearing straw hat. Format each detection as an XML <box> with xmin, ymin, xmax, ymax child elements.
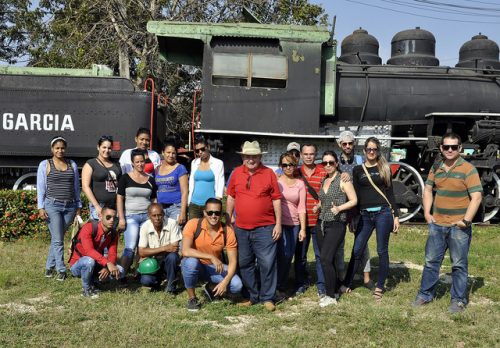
<box><xmin>226</xmin><ymin>141</ymin><xmax>282</xmax><ymax>311</ymax></box>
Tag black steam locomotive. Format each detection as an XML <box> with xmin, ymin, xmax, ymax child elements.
<box><xmin>147</xmin><ymin>21</ymin><xmax>500</xmax><ymax>222</ymax></box>
<box><xmin>0</xmin><ymin>65</ymin><xmax>165</xmax><ymax>189</ymax></box>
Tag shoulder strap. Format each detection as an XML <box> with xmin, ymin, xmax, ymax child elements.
<box><xmin>361</xmin><ymin>164</ymin><xmax>392</xmax><ymax>209</ymax></box>
<box><xmin>193</xmin><ymin>218</ymin><xmax>227</xmax><ymax>246</ymax></box>
<box><xmin>299</xmin><ymin>170</ymin><xmax>319</xmax><ymax>200</ymax></box>
<box><xmin>68</xmin><ymin>220</ymin><xmax>99</xmax><ymax>262</ymax></box>
<box><xmin>193</xmin><ymin>218</ymin><xmax>203</xmax><ymax>240</ymax></box>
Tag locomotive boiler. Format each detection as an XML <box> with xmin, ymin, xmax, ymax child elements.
<box><xmin>147</xmin><ymin>21</ymin><xmax>500</xmax><ymax>222</ymax></box>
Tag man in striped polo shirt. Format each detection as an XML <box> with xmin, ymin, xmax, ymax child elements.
<box><xmin>413</xmin><ymin>132</ymin><xmax>483</xmax><ymax>313</ymax></box>
<box><xmin>294</xmin><ymin>143</ymin><xmax>327</xmax><ymax>297</ymax></box>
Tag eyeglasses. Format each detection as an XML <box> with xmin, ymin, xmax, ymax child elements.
<box><xmin>195</xmin><ymin>147</ymin><xmax>206</xmax><ymax>153</ymax></box>
<box><xmin>100</xmin><ymin>135</ymin><xmax>113</xmax><ymax>142</ymax></box>
<box><xmin>442</xmin><ymin>144</ymin><xmax>460</xmax><ymax>151</ymax></box>
<box><xmin>365</xmin><ymin>148</ymin><xmax>379</xmax><ymax>153</ymax></box>
<box><xmin>281</xmin><ymin>163</ymin><xmax>295</xmax><ymax>169</ymax></box>
<box><xmin>206</xmin><ymin>210</ymin><xmax>222</xmax><ymax>217</ymax></box>
<box><xmin>341</xmin><ymin>142</ymin><xmax>353</xmax><ymax>147</ymax></box>
<box><xmin>322</xmin><ymin>161</ymin><xmax>336</xmax><ymax>167</ymax></box>
<box><xmin>104</xmin><ymin>215</ymin><xmax>116</xmax><ymax>221</ymax></box>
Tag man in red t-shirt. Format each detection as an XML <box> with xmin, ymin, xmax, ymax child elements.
<box><xmin>294</xmin><ymin>143</ymin><xmax>327</xmax><ymax>297</ymax></box>
<box><xmin>226</xmin><ymin>141</ymin><xmax>282</xmax><ymax>311</ymax></box>
<box><xmin>69</xmin><ymin>206</ymin><xmax>124</xmax><ymax>298</ymax></box>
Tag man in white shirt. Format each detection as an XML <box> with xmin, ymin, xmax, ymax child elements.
<box><xmin>138</xmin><ymin>203</ymin><xmax>181</xmax><ymax>293</ymax></box>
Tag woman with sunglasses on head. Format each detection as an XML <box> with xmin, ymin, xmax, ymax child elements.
<box><xmin>82</xmin><ymin>136</ymin><xmax>122</xmax><ymax>220</ymax></box>
<box><xmin>188</xmin><ymin>136</ymin><xmax>224</xmax><ymax>220</ymax></box>
<box><xmin>275</xmin><ymin>152</ymin><xmax>307</xmax><ymax>300</ymax></box>
<box><xmin>119</xmin><ymin>127</ymin><xmax>161</xmax><ymax>175</ymax></box>
<box><xmin>117</xmin><ymin>149</ymin><xmax>158</xmax><ymax>275</ymax></box>
<box><xmin>155</xmin><ymin>140</ymin><xmax>188</xmax><ymax>225</ymax></box>
<box><xmin>37</xmin><ymin>136</ymin><xmax>82</xmax><ymax>281</ymax></box>
<box><xmin>313</xmin><ymin>151</ymin><xmax>357</xmax><ymax>307</ymax></box>
<box><xmin>341</xmin><ymin>137</ymin><xmax>400</xmax><ymax>302</ymax></box>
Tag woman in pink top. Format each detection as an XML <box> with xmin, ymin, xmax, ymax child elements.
<box><xmin>276</xmin><ymin>152</ymin><xmax>307</xmax><ymax>300</ymax></box>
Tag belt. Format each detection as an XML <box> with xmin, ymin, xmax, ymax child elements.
<box><xmin>46</xmin><ymin>197</ymin><xmax>76</xmax><ymax>205</ymax></box>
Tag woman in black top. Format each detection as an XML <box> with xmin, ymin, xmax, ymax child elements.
<box><xmin>341</xmin><ymin>137</ymin><xmax>400</xmax><ymax>302</ymax></box>
<box><xmin>81</xmin><ymin>136</ymin><xmax>122</xmax><ymax>220</ymax></box>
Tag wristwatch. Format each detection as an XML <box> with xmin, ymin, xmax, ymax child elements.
<box><xmin>462</xmin><ymin>219</ymin><xmax>472</xmax><ymax>227</ymax></box>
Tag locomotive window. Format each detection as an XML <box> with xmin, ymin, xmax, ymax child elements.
<box><xmin>212</xmin><ymin>53</ymin><xmax>287</xmax><ymax>88</ymax></box>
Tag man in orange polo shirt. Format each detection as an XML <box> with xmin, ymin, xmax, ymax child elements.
<box><xmin>226</xmin><ymin>140</ymin><xmax>282</xmax><ymax>311</ymax></box>
<box><xmin>181</xmin><ymin>198</ymin><xmax>242</xmax><ymax>312</ymax></box>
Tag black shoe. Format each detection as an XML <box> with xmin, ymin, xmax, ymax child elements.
<box><xmin>363</xmin><ymin>280</ymin><xmax>375</xmax><ymax>291</ymax></box>
<box><xmin>55</xmin><ymin>271</ymin><xmax>66</xmax><ymax>282</ymax></box>
<box><xmin>81</xmin><ymin>288</ymin><xmax>99</xmax><ymax>299</ymax></box>
<box><xmin>44</xmin><ymin>268</ymin><xmax>55</xmax><ymax>278</ymax></box>
<box><xmin>187</xmin><ymin>297</ymin><xmax>201</xmax><ymax>312</ymax></box>
<box><xmin>274</xmin><ymin>290</ymin><xmax>288</xmax><ymax>304</ymax></box>
<box><xmin>203</xmin><ymin>283</ymin><xmax>216</xmax><ymax>302</ymax></box>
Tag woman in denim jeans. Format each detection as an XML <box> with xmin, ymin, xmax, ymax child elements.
<box><xmin>37</xmin><ymin>136</ymin><xmax>82</xmax><ymax>281</ymax></box>
<box><xmin>275</xmin><ymin>152</ymin><xmax>307</xmax><ymax>301</ymax></box>
<box><xmin>154</xmin><ymin>141</ymin><xmax>188</xmax><ymax>225</ymax></box>
<box><xmin>117</xmin><ymin>149</ymin><xmax>157</xmax><ymax>275</ymax></box>
<box><xmin>81</xmin><ymin>136</ymin><xmax>121</xmax><ymax>220</ymax></box>
<box><xmin>341</xmin><ymin>137</ymin><xmax>400</xmax><ymax>302</ymax></box>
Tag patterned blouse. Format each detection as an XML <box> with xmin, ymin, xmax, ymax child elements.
<box><xmin>318</xmin><ymin>173</ymin><xmax>347</xmax><ymax>222</ymax></box>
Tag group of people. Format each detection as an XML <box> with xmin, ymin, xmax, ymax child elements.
<box><xmin>36</xmin><ymin>129</ymin><xmax>482</xmax><ymax>314</ymax></box>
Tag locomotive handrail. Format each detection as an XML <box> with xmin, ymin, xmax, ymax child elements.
<box><xmin>425</xmin><ymin>112</ymin><xmax>500</xmax><ymax>118</ymax></box>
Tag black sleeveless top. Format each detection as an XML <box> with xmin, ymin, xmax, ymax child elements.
<box><xmin>86</xmin><ymin>158</ymin><xmax>122</xmax><ymax>206</ymax></box>
<box><xmin>46</xmin><ymin>159</ymin><xmax>75</xmax><ymax>201</ymax></box>
<box><xmin>318</xmin><ymin>173</ymin><xmax>347</xmax><ymax>222</ymax></box>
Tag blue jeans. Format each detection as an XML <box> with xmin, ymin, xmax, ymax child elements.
<box><xmin>140</xmin><ymin>252</ymin><xmax>180</xmax><ymax>286</ymax></box>
<box><xmin>344</xmin><ymin>206</ymin><xmax>393</xmax><ymax>290</ymax></box>
<box><xmin>70</xmin><ymin>256</ymin><xmax>125</xmax><ymax>290</ymax></box>
<box><xmin>122</xmin><ymin>213</ymin><xmax>149</xmax><ymax>259</ymax></box>
<box><xmin>277</xmin><ymin>225</ymin><xmax>299</xmax><ymax>291</ymax></box>
<box><xmin>181</xmin><ymin>257</ymin><xmax>243</xmax><ymax>293</ymax></box>
<box><xmin>235</xmin><ymin>225</ymin><xmax>277</xmax><ymax>303</ymax></box>
<box><xmin>416</xmin><ymin>223</ymin><xmax>472</xmax><ymax>304</ymax></box>
<box><xmin>163</xmin><ymin>203</ymin><xmax>181</xmax><ymax>221</ymax></box>
<box><xmin>44</xmin><ymin>198</ymin><xmax>77</xmax><ymax>273</ymax></box>
<box><xmin>294</xmin><ymin>225</ymin><xmax>325</xmax><ymax>293</ymax></box>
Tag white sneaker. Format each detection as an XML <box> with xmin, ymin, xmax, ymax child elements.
<box><xmin>319</xmin><ymin>295</ymin><xmax>337</xmax><ymax>308</ymax></box>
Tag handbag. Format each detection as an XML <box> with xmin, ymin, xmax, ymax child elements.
<box><xmin>361</xmin><ymin>164</ymin><xmax>396</xmax><ymax>224</ymax></box>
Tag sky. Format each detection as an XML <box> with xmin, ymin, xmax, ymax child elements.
<box><xmin>313</xmin><ymin>0</ymin><xmax>500</xmax><ymax>65</ymax></box>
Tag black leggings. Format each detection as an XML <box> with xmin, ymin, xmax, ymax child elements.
<box><xmin>316</xmin><ymin>220</ymin><xmax>347</xmax><ymax>298</ymax></box>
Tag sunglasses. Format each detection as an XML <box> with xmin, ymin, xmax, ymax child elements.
<box><xmin>104</xmin><ymin>215</ymin><xmax>116</xmax><ymax>221</ymax></box>
<box><xmin>206</xmin><ymin>210</ymin><xmax>222</xmax><ymax>217</ymax></box>
<box><xmin>442</xmin><ymin>144</ymin><xmax>460</xmax><ymax>151</ymax></box>
<box><xmin>195</xmin><ymin>147</ymin><xmax>206</xmax><ymax>153</ymax></box>
<box><xmin>322</xmin><ymin>161</ymin><xmax>336</xmax><ymax>167</ymax></box>
<box><xmin>341</xmin><ymin>142</ymin><xmax>353</xmax><ymax>147</ymax></box>
<box><xmin>100</xmin><ymin>135</ymin><xmax>113</xmax><ymax>142</ymax></box>
<box><xmin>281</xmin><ymin>163</ymin><xmax>295</xmax><ymax>169</ymax></box>
<box><xmin>365</xmin><ymin>148</ymin><xmax>379</xmax><ymax>153</ymax></box>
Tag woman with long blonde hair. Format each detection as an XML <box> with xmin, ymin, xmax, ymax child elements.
<box><xmin>341</xmin><ymin>137</ymin><xmax>399</xmax><ymax>302</ymax></box>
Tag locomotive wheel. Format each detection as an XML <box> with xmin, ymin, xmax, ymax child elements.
<box><xmin>389</xmin><ymin>162</ymin><xmax>424</xmax><ymax>223</ymax></box>
<box><xmin>483</xmin><ymin>172</ymin><xmax>500</xmax><ymax>222</ymax></box>
<box><xmin>12</xmin><ymin>172</ymin><xmax>37</xmax><ymax>190</ymax></box>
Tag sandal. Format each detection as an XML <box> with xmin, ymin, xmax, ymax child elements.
<box><xmin>373</xmin><ymin>288</ymin><xmax>384</xmax><ymax>303</ymax></box>
<box><xmin>340</xmin><ymin>285</ymin><xmax>352</xmax><ymax>294</ymax></box>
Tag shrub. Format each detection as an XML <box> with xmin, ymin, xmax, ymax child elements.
<box><xmin>0</xmin><ymin>190</ymin><xmax>89</xmax><ymax>241</ymax></box>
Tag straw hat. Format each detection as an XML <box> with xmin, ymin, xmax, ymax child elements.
<box><xmin>237</xmin><ymin>141</ymin><xmax>267</xmax><ymax>155</ymax></box>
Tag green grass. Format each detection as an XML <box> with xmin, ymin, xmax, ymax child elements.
<box><xmin>0</xmin><ymin>225</ymin><xmax>499</xmax><ymax>347</ymax></box>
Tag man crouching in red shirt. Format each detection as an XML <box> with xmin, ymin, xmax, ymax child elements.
<box><xmin>69</xmin><ymin>206</ymin><xmax>124</xmax><ymax>298</ymax></box>
<box><xmin>226</xmin><ymin>141</ymin><xmax>282</xmax><ymax>311</ymax></box>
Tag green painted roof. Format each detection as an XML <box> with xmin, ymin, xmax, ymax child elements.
<box><xmin>147</xmin><ymin>21</ymin><xmax>330</xmax><ymax>43</ymax></box>
<box><xmin>0</xmin><ymin>64</ymin><xmax>113</xmax><ymax>77</ymax></box>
